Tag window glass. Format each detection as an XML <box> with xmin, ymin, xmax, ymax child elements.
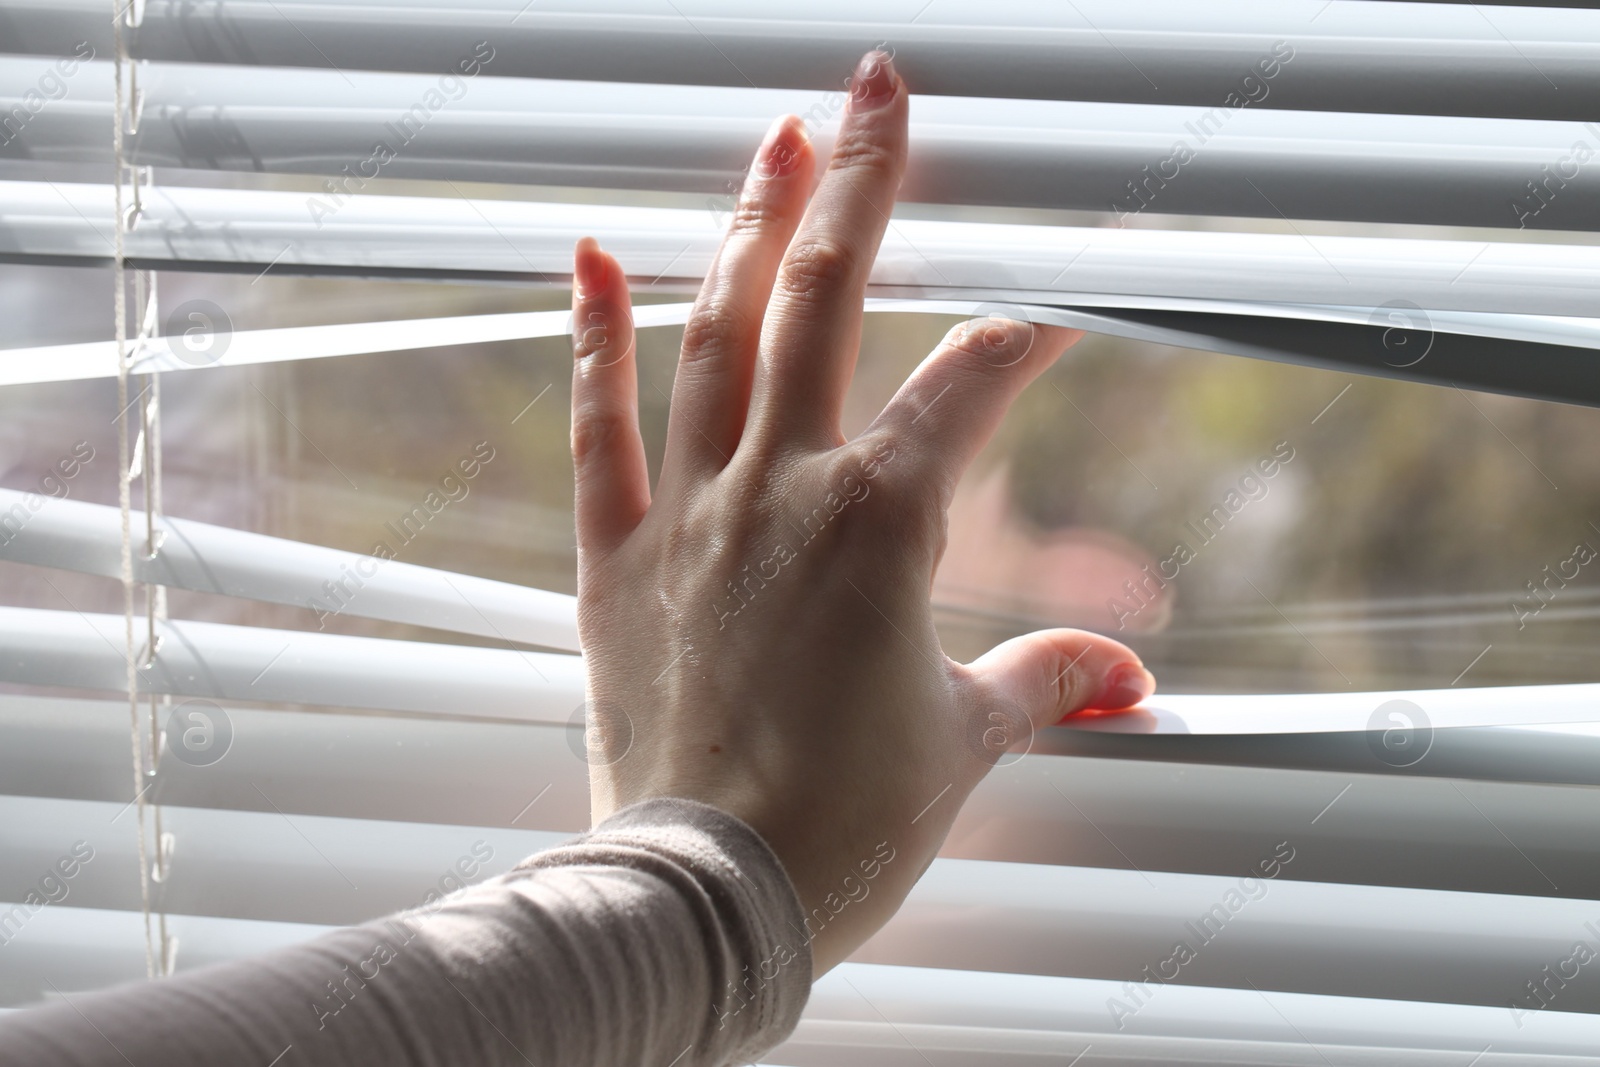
<box><xmin>4</xmin><ymin>206</ymin><xmax>1595</xmax><ymax>697</ymax></box>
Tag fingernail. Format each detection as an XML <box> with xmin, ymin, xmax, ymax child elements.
<box><xmin>573</xmin><ymin>236</ymin><xmax>607</xmax><ymax>298</ymax></box>
<box><xmin>1093</xmin><ymin>663</ymin><xmax>1156</xmax><ymax>710</ymax></box>
<box><xmin>753</xmin><ymin>114</ymin><xmax>808</xmax><ymax>180</ymax></box>
<box><xmin>849</xmin><ymin>50</ymin><xmax>898</xmax><ymax>112</ymax></box>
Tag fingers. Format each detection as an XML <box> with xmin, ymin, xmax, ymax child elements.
<box><xmin>748</xmin><ymin>50</ymin><xmax>909</xmax><ymax>450</ymax></box>
<box><xmin>964</xmin><ymin>629</ymin><xmax>1156</xmax><ymax>736</ymax></box>
<box><xmin>868</xmin><ymin>315</ymin><xmax>1083</xmax><ymax>503</ymax></box>
<box><xmin>662</xmin><ymin>114</ymin><xmax>814</xmax><ymax>484</ymax></box>
<box><xmin>570</xmin><ymin>237</ymin><xmax>649</xmax><ymax>553</ymax></box>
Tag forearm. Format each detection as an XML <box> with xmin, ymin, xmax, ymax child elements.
<box><xmin>0</xmin><ymin>799</ymin><xmax>812</xmax><ymax>1067</ymax></box>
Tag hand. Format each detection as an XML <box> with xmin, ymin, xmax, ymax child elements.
<box><xmin>568</xmin><ymin>49</ymin><xmax>1155</xmax><ymax>976</ymax></box>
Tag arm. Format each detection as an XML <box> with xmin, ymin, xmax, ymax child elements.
<box><xmin>0</xmin><ymin>800</ymin><xmax>808</xmax><ymax>1067</ymax></box>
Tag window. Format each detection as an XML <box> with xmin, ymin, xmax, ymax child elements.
<box><xmin>3</xmin><ymin>2</ymin><xmax>1599</xmax><ymax>1062</ymax></box>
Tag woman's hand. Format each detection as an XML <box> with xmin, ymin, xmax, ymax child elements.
<box><xmin>569</xmin><ymin>49</ymin><xmax>1155</xmax><ymax>977</ymax></box>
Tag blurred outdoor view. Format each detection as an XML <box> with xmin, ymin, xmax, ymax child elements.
<box><xmin>3</xmin><ymin>189</ymin><xmax>1599</xmax><ymax>700</ymax></box>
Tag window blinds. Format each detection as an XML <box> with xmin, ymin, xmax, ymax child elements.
<box><xmin>3</xmin><ymin>2</ymin><xmax>1599</xmax><ymax>1064</ymax></box>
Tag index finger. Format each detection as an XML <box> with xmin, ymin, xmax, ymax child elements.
<box><xmin>745</xmin><ymin>50</ymin><xmax>909</xmax><ymax>451</ymax></box>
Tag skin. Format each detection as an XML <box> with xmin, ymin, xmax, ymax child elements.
<box><xmin>569</xmin><ymin>50</ymin><xmax>1157</xmax><ymax>978</ymax></box>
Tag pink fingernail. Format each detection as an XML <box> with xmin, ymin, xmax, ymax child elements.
<box><xmin>573</xmin><ymin>236</ymin><xmax>607</xmax><ymax>298</ymax></box>
<box><xmin>849</xmin><ymin>50</ymin><xmax>898</xmax><ymax>112</ymax></box>
<box><xmin>1093</xmin><ymin>663</ymin><xmax>1156</xmax><ymax>710</ymax></box>
<box><xmin>753</xmin><ymin>114</ymin><xmax>809</xmax><ymax>180</ymax></box>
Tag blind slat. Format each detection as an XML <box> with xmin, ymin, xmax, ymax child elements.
<box><xmin>3</xmin><ymin>58</ymin><xmax>1597</xmax><ymax>229</ymax></box>
<box><xmin>0</xmin><ymin>488</ymin><xmax>580</xmax><ymax>651</ymax></box>
<box><xmin>1</xmin><ymin>0</ymin><xmax>1595</xmax><ymax>121</ymax></box>
<box><xmin>0</xmin><ymin>606</ymin><xmax>583</xmax><ymax>721</ymax></box>
<box><xmin>5</xmin><ymin>182</ymin><xmax>1597</xmax><ymax>319</ymax></box>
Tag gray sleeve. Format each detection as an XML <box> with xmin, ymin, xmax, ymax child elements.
<box><xmin>0</xmin><ymin>798</ymin><xmax>813</xmax><ymax>1067</ymax></box>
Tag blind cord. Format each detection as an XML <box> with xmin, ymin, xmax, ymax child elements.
<box><xmin>112</xmin><ymin>0</ymin><xmax>160</xmax><ymax>982</ymax></box>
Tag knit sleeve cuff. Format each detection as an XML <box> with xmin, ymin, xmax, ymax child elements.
<box><xmin>520</xmin><ymin>797</ymin><xmax>813</xmax><ymax>1064</ymax></box>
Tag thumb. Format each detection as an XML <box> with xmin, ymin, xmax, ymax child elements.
<box><xmin>964</xmin><ymin>629</ymin><xmax>1156</xmax><ymax>736</ymax></box>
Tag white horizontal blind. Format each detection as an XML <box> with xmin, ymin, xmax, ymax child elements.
<box><xmin>2</xmin><ymin>2</ymin><xmax>1599</xmax><ymax>1064</ymax></box>
<box><xmin>3</xmin><ymin>184</ymin><xmax>1599</xmax><ymax>405</ymax></box>
<box><xmin>7</xmin><ymin>181</ymin><xmax>1598</xmax><ymax>311</ymax></box>
<box><xmin>2</xmin><ymin>55</ymin><xmax>1599</xmax><ymax>229</ymax></box>
<box><xmin>2</xmin><ymin>0</ymin><xmax>1597</xmax><ymax>121</ymax></box>
<box><xmin>0</xmin><ymin>487</ymin><xmax>580</xmax><ymax>649</ymax></box>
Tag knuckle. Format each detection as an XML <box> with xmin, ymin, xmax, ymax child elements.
<box><xmin>837</xmin><ymin>432</ymin><xmax>903</xmax><ymax>493</ymax></box>
<box><xmin>817</xmin><ymin>447</ymin><xmax>871</xmax><ymax>502</ymax></box>
<box><xmin>570</xmin><ymin>404</ymin><xmax>624</xmax><ymax>465</ymax></box>
<box><xmin>726</xmin><ymin>195</ymin><xmax>789</xmax><ymax>238</ymax></box>
<box><xmin>828</xmin><ymin>128</ymin><xmax>901</xmax><ymax>184</ymax></box>
<box><xmin>679</xmin><ymin>298</ymin><xmax>748</xmax><ymax>366</ymax></box>
<box><xmin>725</xmin><ymin>419</ymin><xmax>792</xmax><ymax>476</ymax></box>
<box><xmin>778</xmin><ymin>237</ymin><xmax>855</xmax><ymax>299</ymax></box>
